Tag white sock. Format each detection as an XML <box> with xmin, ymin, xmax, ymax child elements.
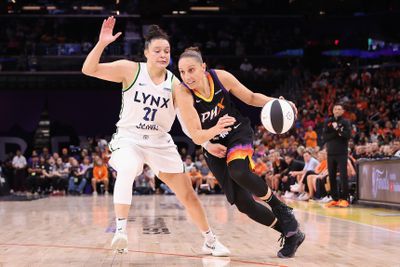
<box><xmin>116</xmin><ymin>218</ymin><xmax>127</xmax><ymax>233</ymax></box>
<box><xmin>202</xmin><ymin>228</ymin><xmax>216</xmax><ymax>245</ymax></box>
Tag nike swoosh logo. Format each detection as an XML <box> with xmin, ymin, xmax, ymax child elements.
<box><xmin>139</xmin><ymin>83</ymin><xmax>146</xmax><ymax>86</ymax></box>
<box><xmin>233</xmin><ymin>123</ymin><xmax>242</xmax><ymax>129</ymax></box>
<box><xmin>215</xmin><ymin>89</ymin><xmax>222</xmax><ymax>95</ymax></box>
<box><xmin>205</xmin><ymin>243</ymin><xmax>216</xmax><ymax>250</ymax></box>
<box><xmin>195</xmin><ymin>99</ymin><xmax>201</xmax><ymax>103</ymax></box>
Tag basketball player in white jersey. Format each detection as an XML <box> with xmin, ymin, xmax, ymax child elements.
<box><xmin>82</xmin><ymin>17</ymin><xmax>232</xmax><ymax>255</ymax></box>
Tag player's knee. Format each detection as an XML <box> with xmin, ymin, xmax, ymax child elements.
<box><xmin>113</xmin><ymin>178</ymin><xmax>133</xmax><ymax>204</ymax></box>
<box><xmin>113</xmin><ymin>165</ymin><xmax>137</xmax><ymax>205</ymax></box>
<box><xmin>228</xmin><ymin>164</ymin><xmax>248</xmax><ymax>182</ymax></box>
<box><xmin>235</xmin><ymin>198</ymin><xmax>253</xmax><ymax>214</ymax></box>
<box><xmin>235</xmin><ymin>202</ymin><xmax>247</xmax><ymax>214</ymax></box>
<box><xmin>117</xmin><ymin>164</ymin><xmax>139</xmax><ymax>179</ymax></box>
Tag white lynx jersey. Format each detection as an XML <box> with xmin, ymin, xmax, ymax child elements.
<box><xmin>115</xmin><ymin>62</ymin><xmax>176</xmax><ymax>135</ymax></box>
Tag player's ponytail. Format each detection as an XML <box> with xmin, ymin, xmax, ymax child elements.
<box><xmin>144</xmin><ymin>25</ymin><xmax>169</xmax><ymax>49</ymax></box>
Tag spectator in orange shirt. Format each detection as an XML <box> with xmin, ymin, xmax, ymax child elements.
<box><xmin>304</xmin><ymin>126</ymin><xmax>318</xmax><ymax>148</ymax></box>
<box><xmin>91</xmin><ymin>158</ymin><xmax>109</xmax><ymax>195</ymax></box>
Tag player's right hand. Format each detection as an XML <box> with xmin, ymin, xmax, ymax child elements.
<box><xmin>212</xmin><ymin>114</ymin><xmax>236</xmax><ymax>136</ymax></box>
<box><xmin>99</xmin><ymin>16</ymin><xmax>122</xmax><ymax>46</ymax></box>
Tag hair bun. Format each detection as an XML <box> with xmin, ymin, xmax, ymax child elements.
<box><xmin>179</xmin><ymin>46</ymin><xmax>203</xmax><ymax>63</ymax></box>
<box><xmin>147</xmin><ymin>25</ymin><xmax>162</xmax><ymax>34</ymax></box>
<box><xmin>185</xmin><ymin>46</ymin><xmax>201</xmax><ymax>53</ymax></box>
<box><xmin>144</xmin><ymin>25</ymin><xmax>169</xmax><ymax>43</ymax></box>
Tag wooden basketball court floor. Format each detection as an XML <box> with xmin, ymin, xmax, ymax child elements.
<box><xmin>0</xmin><ymin>195</ymin><xmax>399</xmax><ymax>267</ymax></box>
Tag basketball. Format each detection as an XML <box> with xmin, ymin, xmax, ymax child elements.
<box><xmin>260</xmin><ymin>99</ymin><xmax>295</xmax><ymax>134</ymax></box>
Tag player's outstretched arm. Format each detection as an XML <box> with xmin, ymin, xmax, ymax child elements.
<box><xmin>82</xmin><ymin>16</ymin><xmax>136</xmax><ymax>85</ymax></box>
<box><xmin>215</xmin><ymin>70</ymin><xmax>298</xmax><ymax>115</ymax></box>
<box><xmin>215</xmin><ymin>70</ymin><xmax>274</xmax><ymax>107</ymax></box>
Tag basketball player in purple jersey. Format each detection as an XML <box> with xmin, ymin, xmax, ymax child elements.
<box><xmin>175</xmin><ymin>47</ymin><xmax>305</xmax><ymax>258</ymax></box>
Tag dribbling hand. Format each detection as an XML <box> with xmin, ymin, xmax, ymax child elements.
<box><xmin>99</xmin><ymin>16</ymin><xmax>122</xmax><ymax>46</ymax></box>
<box><xmin>279</xmin><ymin>96</ymin><xmax>298</xmax><ymax>119</ymax></box>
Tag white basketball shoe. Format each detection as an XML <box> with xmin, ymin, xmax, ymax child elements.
<box><xmin>111</xmin><ymin>231</ymin><xmax>128</xmax><ymax>253</ymax></box>
<box><xmin>202</xmin><ymin>239</ymin><xmax>231</xmax><ymax>257</ymax></box>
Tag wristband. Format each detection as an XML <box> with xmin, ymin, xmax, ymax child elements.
<box><xmin>201</xmin><ymin>141</ymin><xmax>210</xmax><ymax>150</ymax></box>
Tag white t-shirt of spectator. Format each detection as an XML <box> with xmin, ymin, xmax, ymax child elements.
<box><xmin>303</xmin><ymin>157</ymin><xmax>320</xmax><ymax>172</ymax></box>
<box><xmin>184</xmin><ymin>162</ymin><xmax>195</xmax><ymax>173</ymax></box>
<box><xmin>12</xmin><ymin>155</ymin><xmax>27</xmax><ymax>169</ymax></box>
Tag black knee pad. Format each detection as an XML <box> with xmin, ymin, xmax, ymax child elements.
<box><xmin>234</xmin><ymin>196</ymin><xmax>254</xmax><ymax>214</ymax></box>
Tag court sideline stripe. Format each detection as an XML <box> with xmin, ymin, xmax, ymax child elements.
<box><xmin>0</xmin><ymin>243</ymin><xmax>288</xmax><ymax>267</ymax></box>
<box><xmin>294</xmin><ymin>208</ymin><xmax>400</xmax><ymax>234</ymax></box>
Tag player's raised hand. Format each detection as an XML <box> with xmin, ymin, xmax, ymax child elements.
<box><xmin>99</xmin><ymin>16</ymin><xmax>122</xmax><ymax>46</ymax></box>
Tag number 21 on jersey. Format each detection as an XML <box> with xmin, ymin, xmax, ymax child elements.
<box><xmin>143</xmin><ymin>107</ymin><xmax>157</xmax><ymax>121</ymax></box>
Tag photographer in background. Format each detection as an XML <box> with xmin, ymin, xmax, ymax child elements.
<box><xmin>68</xmin><ymin>158</ymin><xmax>87</xmax><ymax>195</ymax></box>
<box><xmin>323</xmin><ymin>103</ymin><xmax>351</xmax><ymax>208</ymax></box>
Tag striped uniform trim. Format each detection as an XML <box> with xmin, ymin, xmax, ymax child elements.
<box><xmin>170</xmin><ymin>74</ymin><xmax>176</xmax><ymax>94</ymax></box>
<box><xmin>122</xmin><ymin>62</ymin><xmax>141</xmax><ymax>92</ymax></box>
<box><xmin>209</xmin><ymin>69</ymin><xmax>228</xmax><ymax>93</ymax></box>
<box><xmin>193</xmin><ymin>72</ymin><xmax>215</xmax><ymax>102</ymax></box>
<box><xmin>226</xmin><ymin>144</ymin><xmax>255</xmax><ymax>170</ymax></box>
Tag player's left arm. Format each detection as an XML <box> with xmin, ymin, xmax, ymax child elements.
<box><xmin>215</xmin><ymin>69</ymin><xmax>298</xmax><ymax>115</ymax></box>
<box><xmin>215</xmin><ymin>69</ymin><xmax>273</xmax><ymax>107</ymax></box>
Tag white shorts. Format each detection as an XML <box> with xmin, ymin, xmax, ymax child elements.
<box><xmin>108</xmin><ymin>129</ymin><xmax>184</xmax><ymax>176</ymax></box>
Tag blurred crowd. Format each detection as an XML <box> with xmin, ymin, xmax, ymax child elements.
<box><xmin>1</xmin><ymin>64</ymin><xmax>399</xmax><ymax>201</ymax></box>
<box><xmin>1</xmin><ymin>14</ymin><xmax>391</xmax><ymax>73</ymax></box>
